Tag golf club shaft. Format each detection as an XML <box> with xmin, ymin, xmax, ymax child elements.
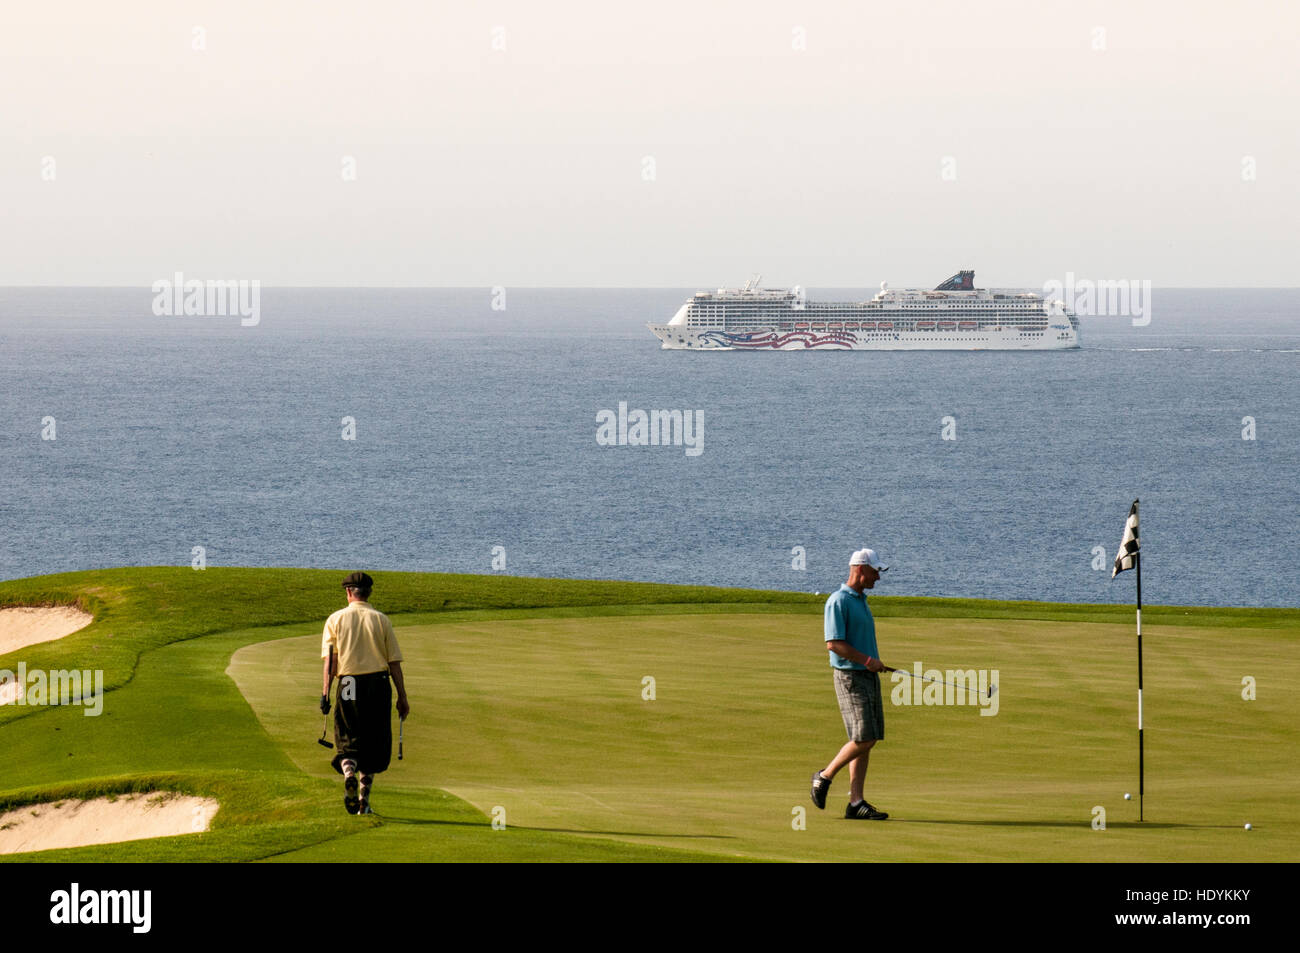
<box><xmin>881</xmin><ymin>665</ymin><xmax>993</xmax><ymax>698</ymax></box>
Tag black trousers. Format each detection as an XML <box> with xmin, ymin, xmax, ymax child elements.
<box><xmin>330</xmin><ymin>671</ymin><xmax>393</xmax><ymax>776</ymax></box>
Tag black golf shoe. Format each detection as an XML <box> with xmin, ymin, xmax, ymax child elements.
<box><xmin>845</xmin><ymin>800</ymin><xmax>888</xmax><ymax>820</ymax></box>
<box><xmin>810</xmin><ymin>771</ymin><xmax>831</xmax><ymax>810</ymax></box>
<box><xmin>344</xmin><ymin>776</ymin><xmax>360</xmax><ymax>815</ymax></box>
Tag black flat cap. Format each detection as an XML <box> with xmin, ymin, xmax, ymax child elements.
<box><xmin>342</xmin><ymin>571</ymin><xmax>374</xmax><ymax>590</ymax></box>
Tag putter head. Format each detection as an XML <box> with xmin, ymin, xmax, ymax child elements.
<box><xmin>318</xmin><ymin>738</ymin><xmax>334</xmax><ymax>749</ymax></box>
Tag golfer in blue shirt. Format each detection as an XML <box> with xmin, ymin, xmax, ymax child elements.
<box><xmin>810</xmin><ymin>548</ymin><xmax>890</xmax><ymax>820</ymax></box>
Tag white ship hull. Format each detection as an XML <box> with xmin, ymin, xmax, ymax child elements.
<box><xmin>648</xmin><ymin>324</ymin><xmax>1078</xmax><ymax>350</ymax></box>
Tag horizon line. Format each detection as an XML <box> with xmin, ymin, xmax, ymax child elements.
<box><xmin>3</xmin><ymin>284</ymin><xmax>1300</xmax><ymax>291</ymax></box>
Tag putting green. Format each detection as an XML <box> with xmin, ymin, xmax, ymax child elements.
<box><xmin>231</xmin><ymin>610</ymin><xmax>1300</xmax><ymax>862</ymax></box>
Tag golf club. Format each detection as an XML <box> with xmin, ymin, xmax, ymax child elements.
<box><xmin>881</xmin><ymin>665</ymin><xmax>997</xmax><ymax>699</ymax></box>
<box><xmin>398</xmin><ymin>716</ymin><xmax>404</xmax><ymax>760</ymax></box>
<box><xmin>317</xmin><ymin>713</ymin><xmax>333</xmax><ymax>749</ymax></box>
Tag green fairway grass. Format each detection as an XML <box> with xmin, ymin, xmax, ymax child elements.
<box><xmin>2</xmin><ymin>568</ymin><xmax>1296</xmax><ymax>862</ymax></box>
<box><xmin>232</xmin><ymin>611</ymin><xmax>1300</xmax><ymax>862</ymax></box>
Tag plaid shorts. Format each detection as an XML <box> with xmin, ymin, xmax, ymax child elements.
<box><xmin>834</xmin><ymin>668</ymin><xmax>885</xmax><ymax>742</ymax></box>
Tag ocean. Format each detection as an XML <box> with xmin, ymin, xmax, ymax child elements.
<box><xmin>1</xmin><ymin>287</ymin><xmax>1296</xmax><ymax>607</ymax></box>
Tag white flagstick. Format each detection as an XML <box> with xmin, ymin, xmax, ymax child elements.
<box><xmin>1113</xmin><ymin>498</ymin><xmax>1143</xmax><ymax>822</ymax></box>
<box><xmin>1135</xmin><ymin>522</ymin><xmax>1144</xmax><ymax>823</ymax></box>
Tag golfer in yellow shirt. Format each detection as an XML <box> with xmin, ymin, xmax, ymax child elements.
<box><xmin>321</xmin><ymin>572</ymin><xmax>410</xmax><ymax>815</ymax></box>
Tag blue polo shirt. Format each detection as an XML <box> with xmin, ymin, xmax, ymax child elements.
<box><xmin>824</xmin><ymin>584</ymin><xmax>878</xmax><ymax>670</ymax></box>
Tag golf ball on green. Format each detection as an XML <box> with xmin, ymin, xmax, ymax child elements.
<box><xmin>1244</xmin><ymin>823</ymin><xmax>1252</xmax><ymax>830</ymax></box>
<box><xmin>1124</xmin><ymin>793</ymin><xmax>1131</xmax><ymax>800</ymax></box>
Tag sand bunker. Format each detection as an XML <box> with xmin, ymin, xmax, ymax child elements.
<box><xmin>0</xmin><ymin>793</ymin><xmax>219</xmax><ymax>855</ymax></box>
<box><xmin>0</xmin><ymin>605</ymin><xmax>94</xmax><ymax>655</ymax></box>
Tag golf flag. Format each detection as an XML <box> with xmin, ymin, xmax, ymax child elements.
<box><xmin>1110</xmin><ymin>498</ymin><xmax>1144</xmax><ymax>820</ymax></box>
<box><xmin>1112</xmin><ymin>500</ymin><xmax>1139</xmax><ymax>577</ymax></box>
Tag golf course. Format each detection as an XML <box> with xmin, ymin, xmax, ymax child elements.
<box><xmin>1</xmin><ymin>567</ymin><xmax>1296</xmax><ymax>863</ymax></box>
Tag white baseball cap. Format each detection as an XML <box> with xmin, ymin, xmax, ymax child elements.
<box><xmin>849</xmin><ymin>548</ymin><xmax>888</xmax><ymax>570</ymax></box>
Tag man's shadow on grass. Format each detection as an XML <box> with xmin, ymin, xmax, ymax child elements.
<box><xmin>374</xmin><ymin>813</ymin><xmax>735</xmax><ymax>839</ymax></box>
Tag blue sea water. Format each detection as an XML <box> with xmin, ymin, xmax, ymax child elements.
<box><xmin>1</xmin><ymin>288</ymin><xmax>1296</xmax><ymax>607</ymax></box>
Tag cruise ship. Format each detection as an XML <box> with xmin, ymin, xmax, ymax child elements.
<box><xmin>648</xmin><ymin>271</ymin><xmax>1079</xmax><ymax>350</ymax></box>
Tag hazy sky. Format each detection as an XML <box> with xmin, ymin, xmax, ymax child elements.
<box><xmin>3</xmin><ymin>0</ymin><xmax>1297</xmax><ymax>287</ymax></box>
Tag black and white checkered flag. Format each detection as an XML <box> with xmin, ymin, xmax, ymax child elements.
<box><xmin>1112</xmin><ymin>499</ymin><xmax>1140</xmax><ymax>578</ymax></box>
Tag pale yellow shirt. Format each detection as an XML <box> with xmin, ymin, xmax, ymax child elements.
<box><xmin>321</xmin><ymin>601</ymin><xmax>403</xmax><ymax>675</ymax></box>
